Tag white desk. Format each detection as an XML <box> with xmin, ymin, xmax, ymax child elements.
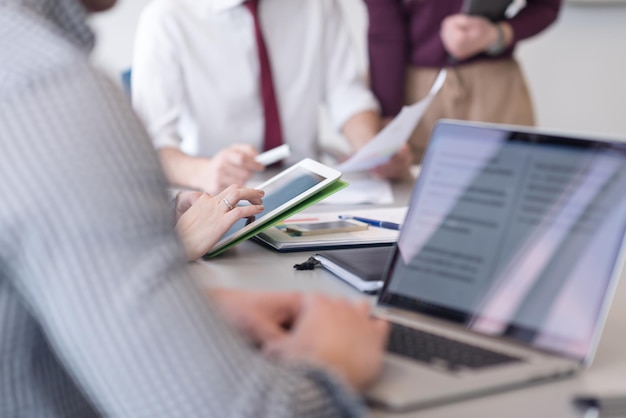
<box><xmin>194</xmin><ymin>176</ymin><xmax>626</xmax><ymax>418</ymax></box>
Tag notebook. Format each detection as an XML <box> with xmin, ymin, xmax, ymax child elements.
<box><xmin>365</xmin><ymin>120</ymin><xmax>626</xmax><ymax>411</ymax></box>
<box><xmin>254</xmin><ymin>207</ymin><xmax>406</xmax><ymax>252</ymax></box>
<box><xmin>314</xmin><ymin>246</ymin><xmax>394</xmax><ymax>294</ymax></box>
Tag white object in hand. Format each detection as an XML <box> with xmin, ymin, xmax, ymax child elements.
<box><xmin>255</xmin><ymin>144</ymin><xmax>291</xmax><ymax>166</ymax></box>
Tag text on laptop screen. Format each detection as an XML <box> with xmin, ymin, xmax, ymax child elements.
<box><xmin>380</xmin><ymin>123</ymin><xmax>626</xmax><ymax>361</ymax></box>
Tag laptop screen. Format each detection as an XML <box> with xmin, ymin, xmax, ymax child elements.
<box><xmin>379</xmin><ymin>121</ymin><xmax>626</xmax><ymax>362</ymax></box>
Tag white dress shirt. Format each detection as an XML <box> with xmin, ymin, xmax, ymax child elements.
<box><xmin>132</xmin><ymin>0</ymin><xmax>379</xmax><ymax>164</ymax></box>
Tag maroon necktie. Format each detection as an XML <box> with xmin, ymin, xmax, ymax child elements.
<box><xmin>243</xmin><ymin>0</ymin><xmax>283</xmax><ymax>151</ymax></box>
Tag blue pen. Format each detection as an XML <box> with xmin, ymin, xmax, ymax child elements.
<box><xmin>339</xmin><ymin>215</ymin><xmax>401</xmax><ymax>231</ymax></box>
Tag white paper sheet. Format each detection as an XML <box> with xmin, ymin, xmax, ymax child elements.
<box><xmin>320</xmin><ymin>173</ymin><xmax>394</xmax><ymax>205</ymax></box>
<box><xmin>337</xmin><ymin>69</ymin><xmax>446</xmax><ymax>173</ymax></box>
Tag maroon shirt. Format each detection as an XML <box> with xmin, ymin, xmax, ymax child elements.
<box><xmin>364</xmin><ymin>0</ymin><xmax>562</xmax><ymax>116</ymax></box>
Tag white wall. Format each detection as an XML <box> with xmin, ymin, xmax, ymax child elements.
<box><xmin>88</xmin><ymin>0</ymin><xmax>149</xmax><ymax>76</ymax></box>
<box><xmin>89</xmin><ymin>1</ymin><xmax>626</xmax><ymax>139</ymax></box>
<box><xmin>517</xmin><ymin>3</ymin><xmax>626</xmax><ymax>138</ymax></box>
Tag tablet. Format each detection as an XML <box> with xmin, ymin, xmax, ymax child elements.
<box><xmin>206</xmin><ymin>158</ymin><xmax>343</xmax><ymax>256</ymax></box>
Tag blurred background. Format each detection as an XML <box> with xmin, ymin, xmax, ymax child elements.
<box><xmin>89</xmin><ymin>0</ymin><xmax>626</xmax><ymax>145</ymax></box>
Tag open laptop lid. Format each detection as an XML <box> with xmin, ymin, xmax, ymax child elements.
<box><xmin>379</xmin><ymin>120</ymin><xmax>626</xmax><ymax>364</ymax></box>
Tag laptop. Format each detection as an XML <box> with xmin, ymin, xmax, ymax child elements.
<box><xmin>366</xmin><ymin>120</ymin><xmax>626</xmax><ymax>411</ymax></box>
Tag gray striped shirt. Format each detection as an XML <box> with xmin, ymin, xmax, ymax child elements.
<box><xmin>0</xmin><ymin>0</ymin><xmax>364</xmax><ymax>416</ymax></box>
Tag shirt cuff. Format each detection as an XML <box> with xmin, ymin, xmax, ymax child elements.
<box><xmin>288</xmin><ymin>362</ymin><xmax>368</xmax><ymax>418</ymax></box>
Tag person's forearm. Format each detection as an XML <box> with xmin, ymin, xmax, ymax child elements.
<box><xmin>341</xmin><ymin>110</ymin><xmax>382</xmax><ymax>151</ymax></box>
<box><xmin>158</xmin><ymin>147</ymin><xmax>208</xmax><ymax>191</ymax></box>
<box><xmin>364</xmin><ymin>0</ymin><xmax>407</xmax><ymax>117</ymax></box>
<box><xmin>506</xmin><ymin>0</ymin><xmax>561</xmax><ymax>43</ymax></box>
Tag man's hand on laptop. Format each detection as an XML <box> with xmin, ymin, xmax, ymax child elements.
<box><xmin>207</xmin><ymin>289</ymin><xmax>389</xmax><ymax>390</ymax></box>
<box><xmin>263</xmin><ymin>294</ymin><xmax>390</xmax><ymax>391</ymax></box>
<box><xmin>208</xmin><ymin>288</ymin><xmax>302</xmax><ymax>344</ymax></box>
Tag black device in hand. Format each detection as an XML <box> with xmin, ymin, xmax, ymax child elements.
<box><xmin>462</xmin><ymin>0</ymin><xmax>512</xmax><ymax>21</ymax></box>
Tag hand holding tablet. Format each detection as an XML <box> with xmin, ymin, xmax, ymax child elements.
<box><xmin>205</xmin><ymin>158</ymin><xmax>347</xmax><ymax>257</ymax></box>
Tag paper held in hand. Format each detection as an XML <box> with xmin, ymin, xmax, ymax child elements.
<box><xmin>336</xmin><ymin>69</ymin><xmax>447</xmax><ymax>173</ymax></box>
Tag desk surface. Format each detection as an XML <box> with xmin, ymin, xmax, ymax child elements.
<box><xmin>194</xmin><ymin>175</ymin><xmax>626</xmax><ymax>418</ymax></box>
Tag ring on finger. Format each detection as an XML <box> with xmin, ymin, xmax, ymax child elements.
<box><xmin>222</xmin><ymin>197</ymin><xmax>235</xmax><ymax>211</ymax></box>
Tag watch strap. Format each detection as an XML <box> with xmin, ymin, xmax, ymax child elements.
<box><xmin>486</xmin><ymin>23</ymin><xmax>506</xmax><ymax>56</ymax></box>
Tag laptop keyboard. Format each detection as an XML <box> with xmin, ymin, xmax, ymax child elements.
<box><xmin>388</xmin><ymin>323</ymin><xmax>522</xmax><ymax>372</ymax></box>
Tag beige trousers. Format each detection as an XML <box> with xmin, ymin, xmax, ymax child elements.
<box><xmin>405</xmin><ymin>59</ymin><xmax>535</xmax><ymax>162</ymax></box>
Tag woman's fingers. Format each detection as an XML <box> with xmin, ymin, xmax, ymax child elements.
<box><xmin>230</xmin><ymin>204</ymin><xmax>264</xmax><ymax>220</ymax></box>
<box><xmin>219</xmin><ymin>185</ymin><xmax>265</xmax><ymax>211</ymax></box>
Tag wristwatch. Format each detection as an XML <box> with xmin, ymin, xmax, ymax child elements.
<box><xmin>486</xmin><ymin>23</ymin><xmax>506</xmax><ymax>56</ymax></box>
